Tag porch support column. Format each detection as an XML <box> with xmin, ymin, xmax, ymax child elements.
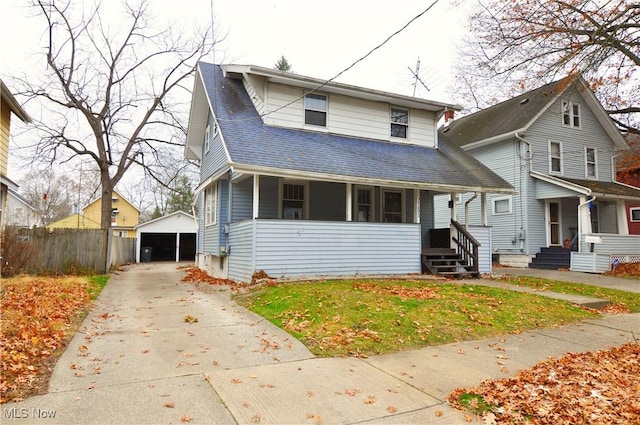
<box><xmin>414</xmin><ymin>189</ymin><xmax>420</xmax><ymax>224</ymax></box>
<box><xmin>481</xmin><ymin>192</ymin><xmax>488</xmax><ymax>226</ymax></box>
<box><xmin>253</xmin><ymin>174</ymin><xmax>260</xmax><ymax>219</ymax></box>
<box><xmin>616</xmin><ymin>200</ymin><xmax>629</xmax><ymax>235</ymax></box>
<box><xmin>450</xmin><ymin>192</ymin><xmax>458</xmax><ymax>250</ymax></box>
<box><xmin>346</xmin><ymin>183</ymin><xmax>352</xmax><ymax>221</ymax></box>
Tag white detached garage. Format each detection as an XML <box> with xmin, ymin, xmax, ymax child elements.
<box><xmin>135</xmin><ymin>211</ymin><xmax>197</xmax><ymax>262</ymax></box>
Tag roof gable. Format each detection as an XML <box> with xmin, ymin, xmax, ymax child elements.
<box><xmin>442</xmin><ymin>77</ymin><xmax>627</xmax><ymax>150</ymax></box>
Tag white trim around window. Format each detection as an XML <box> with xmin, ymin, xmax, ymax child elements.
<box><xmin>354</xmin><ymin>185</ymin><xmax>375</xmax><ymax>222</ymax></box>
<box><xmin>492</xmin><ymin>196</ymin><xmax>512</xmax><ymax>215</ymax></box>
<box><xmin>390</xmin><ymin>107</ymin><xmax>409</xmax><ymax>139</ymax></box>
<box><xmin>304</xmin><ymin>93</ymin><xmax>327</xmax><ymax>127</ymax></box>
<box><xmin>381</xmin><ymin>188</ymin><xmax>405</xmax><ymax>223</ymax></box>
<box><xmin>561</xmin><ymin>100</ymin><xmax>581</xmax><ymax>129</ymax></box>
<box><xmin>279</xmin><ymin>180</ymin><xmax>309</xmax><ymax>219</ymax></box>
<box><xmin>548</xmin><ymin>140</ymin><xmax>563</xmax><ymax>175</ymax></box>
<box><xmin>204</xmin><ymin>124</ymin><xmax>210</xmax><ymax>154</ymax></box>
<box><xmin>630</xmin><ymin>207</ymin><xmax>640</xmax><ymax>222</ymax></box>
<box><xmin>205</xmin><ymin>182</ymin><xmax>217</xmax><ymax>226</ymax></box>
<box><xmin>584</xmin><ymin>147</ymin><xmax>597</xmax><ymax>179</ymax></box>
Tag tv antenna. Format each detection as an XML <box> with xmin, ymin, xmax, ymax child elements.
<box><xmin>408</xmin><ymin>57</ymin><xmax>430</xmax><ymax>96</ymax></box>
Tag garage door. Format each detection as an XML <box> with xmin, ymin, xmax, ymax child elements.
<box><xmin>140</xmin><ymin>232</ymin><xmax>197</xmax><ymax>262</ymax></box>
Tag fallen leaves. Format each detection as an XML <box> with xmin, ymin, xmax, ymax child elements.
<box><xmin>180</xmin><ymin>266</ymin><xmax>240</xmax><ymax>288</ymax></box>
<box><xmin>1</xmin><ymin>276</ymin><xmax>92</xmax><ymax>403</ymax></box>
<box><xmin>353</xmin><ymin>282</ymin><xmax>441</xmax><ymax>300</ymax></box>
<box><xmin>183</xmin><ymin>315</ymin><xmax>198</xmax><ymax>323</ymax></box>
<box><xmin>448</xmin><ymin>343</ymin><xmax>640</xmax><ymax>424</ymax></box>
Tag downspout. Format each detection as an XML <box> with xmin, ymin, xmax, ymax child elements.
<box><xmin>464</xmin><ymin>192</ymin><xmax>479</xmax><ymax>229</ymax></box>
<box><xmin>515</xmin><ymin>133</ymin><xmax>532</xmax><ymax>252</ymax></box>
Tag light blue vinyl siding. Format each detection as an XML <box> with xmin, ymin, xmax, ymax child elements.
<box><xmin>196</xmin><ymin>193</ymin><xmax>205</xmax><ymax>254</ymax></box>
<box><xmin>420</xmin><ymin>190</ymin><xmax>435</xmax><ymax>247</ymax></box>
<box><xmin>200</xmin><ymin>114</ymin><xmax>229</xmax><ymax>181</ymax></box>
<box><xmin>218</xmin><ymin>181</ymin><xmax>229</xmax><ymax>248</ymax></box>
<box><xmin>232</xmin><ymin>178</ymin><xmax>253</xmax><ymax>222</ymax></box>
<box><xmin>528</xmin><ymin>87</ymin><xmax>614</xmax><ymax>181</ymax></box>
<box><xmin>469</xmin><ymin>226</ymin><xmax>492</xmax><ymax>273</ymax></box>
<box><xmin>226</xmin><ymin>220</ymin><xmax>421</xmax><ymax>282</ymax></box>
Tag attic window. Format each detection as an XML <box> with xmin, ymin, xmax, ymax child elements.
<box><xmin>562</xmin><ymin>100</ymin><xmax>581</xmax><ymax>128</ymax></box>
<box><xmin>390</xmin><ymin>108</ymin><xmax>408</xmax><ymax>138</ymax></box>
<box><xmin>304</xmin><ymin>93</ymin><xmax>327</xmax><ymax>127</ymax></box>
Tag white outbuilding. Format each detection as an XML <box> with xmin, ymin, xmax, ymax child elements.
<box><xmin>135</xmin><ymin>211</ymin><xmax>197</xmax><ymax>263</ymax></box>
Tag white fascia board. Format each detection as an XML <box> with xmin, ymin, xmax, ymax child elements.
<box><xmin>530</xmin><ymin>171</ymin><xmax>591</xmax><ymax>195</ymax></box>
<box><xmin>230</xmin><ymin>164</ymin><xmax>515</xmax><ymax>194</ymax></box>
<box><xmin>462</xmin><ymin>129</ymin><xmax>527</xmax><ymax>150</ymax></box>
<box><xmin>194</xmin><ymin>166</ymin><xmax>231</xmax><ymax>196</ymax></box>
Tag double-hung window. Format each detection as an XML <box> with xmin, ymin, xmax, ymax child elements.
<box><xmin>304</xmin><ymin>93</ymin><xmax>327</xmax><ymax>127</ymax></box>
<box><xmin>282</xmin><ymin>182</ymin><xmax>306</xmax><ymax>219</ymax></box>
<box><xmin>585</xmin><ymin>147</ymin><xmax>597</xmax><ymax>178</ymax></box>
<box><xmin>382</xmin><ymin>189</ymin><xmax>403</xmax><ymax>223</ymax></box>
<box><xmin>549</xmin><ymin>140</ymin><xmax>563</xmax><ymax>174</ymax></box>
<box><xmin>562</xmin><ymin>100</ymin><xmax>581</xmax><ymax>128</ymax></box>
<box><xmin>205</xmin><ymin>183</ymin><xmax>217</xmax><ymax>226</ymax></box>
<box><xmin>390</xmin><ymin>108</ymin><xmax>408</xmax><ymax>138</ymax></box>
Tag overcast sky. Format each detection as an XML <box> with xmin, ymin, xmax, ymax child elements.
<box><xmin>1</xmin><ymin>0</ymin><xmax>472</xmax><ymax>180</ymax></box>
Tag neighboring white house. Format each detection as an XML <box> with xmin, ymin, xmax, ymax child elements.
<box><xmin>135</xmin><ymin>211</ymin><xmax>197</xmax><ymax>263</ymax></box>
<box><xmin>6</xmin><ymin>187</ymin><xmax>42</xmax><ymax>228</ymax></box>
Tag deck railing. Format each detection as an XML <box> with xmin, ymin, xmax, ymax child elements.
<box><xmin>451</xmin><ymin>220</ymin><xmax>480</xmax><ymax>273</ymax></box>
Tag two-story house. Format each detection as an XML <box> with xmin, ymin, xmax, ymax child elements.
<box><xmin>6</xmin><ymin>187</ymin><xmax>42</xmax><ymax>228</ymax></box>
<box><xmin>1</xmin><ymin>80</ymin><xmax>31</xmax><ymax>230</ymax></box>
<box><xmin>82</xmin><ymin>190</ymin><xmax>139</xmax><ymax>237</ymax></box>
<box><xmin>435</xmin><ymin>77</ymin><xmax>640</xmax><ymax>273</ymax></box>
<box><xmin>184</xmin><ymin>63</ymin><xmax>514</xmax><ymax>283</ymax></box>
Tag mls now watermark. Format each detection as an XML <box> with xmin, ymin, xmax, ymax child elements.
<box><xmin>3</xmin><ymin>407</ymin><xmax>57</xmax><ymax>419</ymax></box>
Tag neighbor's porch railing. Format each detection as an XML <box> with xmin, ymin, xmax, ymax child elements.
<box><xmin>451</xmin><ymin>220</ymin><xmax>480</xmax><ymax>273</ymax></box>
<box><xmin>579</xmin><ymin>233</ymin><xmax>640</xmax><ymax>255</ymax></box>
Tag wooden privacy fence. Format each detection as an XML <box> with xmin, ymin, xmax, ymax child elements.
<box><xmin>18</xmin><ymin>228</ymin><xmax>136</xmax><ymax>274</ymax></box>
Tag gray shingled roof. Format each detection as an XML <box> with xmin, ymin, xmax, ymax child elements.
<box><xmin>441</xmin><ymin>78</ymin><xmax>573</xmax><ymax>148</ymax></box>
<box><xmin>560</xmin><ymin>177</ymin><xmax>640</xmax><ymax>200</ymax></box>
<box><xmin>198</xmin><ymin>62</ymin><xmax>513</xmax><ymax>192</ymax></box>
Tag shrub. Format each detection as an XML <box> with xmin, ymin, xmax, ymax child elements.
<box><xmin>0</xmin><ymin>227</ymin><xmax>40</xmax><ymax>277</ymax></box>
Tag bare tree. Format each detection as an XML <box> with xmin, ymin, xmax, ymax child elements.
<box><xmin>455</xmin><ymin>0</ymin><xmax>639</xmax><ymax>132</ymax></box>
<box><xmin>14</xmin><ymin>0</ymin><xmax>215</xmax><ymax>231</ymax></box>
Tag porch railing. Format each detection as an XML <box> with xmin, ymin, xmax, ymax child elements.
<box><xmin>451</xmin><ymin>220</ymin><xmax>480</xmax><ymax>273</ymax></box>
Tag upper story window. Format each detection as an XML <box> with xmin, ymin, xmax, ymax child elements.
<box><xmin>390</xmin><ymin>108</ymin><xmax>408</xmax><ymax>138</ymax></box>
<box><xmin>281</xmin><ymin>182</ymin><xmax>307</xmax><ymax>219</ymax></box>
<box><xmin>549</xmin><ymin>140</ymin><xmax>563</xmax><ymax>174</ymax></box>
<box><xmin>205</xmin><ymin>183</ymin><xmax>217</xmax><ymax>226</ymax></box>
<box><xmin>562</xmin><ymin>100</ymin><xmax>581</xmax><ymax>128</ymax></box>
<box><xmin>304</xmin><ymin>93</ymin><xmax>327</xmax><ymax>127</ymax></box>
<box><xmin>204</xmin><ymin>124</ymin><xmax>210</xmax><ymax>154</ymax></box>
<box><xmin>585</xmin><ymin>147</ymin><xmax>597</xmax><ymax>179</ymax></box>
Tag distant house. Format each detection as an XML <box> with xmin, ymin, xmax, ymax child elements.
<box><xmin>1</xmin><ymin>80</ymin><xmax>31</xmax><ymax>230</ymax></box>
<box><xmin>435</xmin><ymin>77</ymin><xmax>640</xmax><ymax>273</ymax></box>
<box><xmin>616</xmin><ymin>134</ymin><xmax>640</xmax><ymax>235</ymax></box>
<box><xmin>5</xmin><ymin>187</ymin><xmax>42</xmax><ymax>228</ymax></box>
<box><xmin>184</xmin><ymin>63</ymin><xmax>513</xmax><ymax>283</ymax></box>
<box><xmin>82</xmin><ymin>190</ymin><xmax>140</xmax><ymax>237</ymax></box>
<box><xmin>46</xmin><ymin>213</ymin><xmax>101</xmax><ymax>231</ymax></box>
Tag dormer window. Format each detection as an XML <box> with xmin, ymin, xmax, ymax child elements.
<box><xmin>304</xmin><ymin>93</ymin><xmax>327</xmax><ymax>127</ymax></box>
<box><xmin>562</xmin><ymin>100</ymin><xmax>580</xmax><ymax>128</ymax></box>
<box><xmin>390</xmin><ymin>108</ymin><xmax>408</xmax><ymax>138</ymax></box>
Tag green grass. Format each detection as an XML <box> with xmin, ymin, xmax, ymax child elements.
<box><xmin>234</xmin><ymin>279</ymin><xmax>595</xmax><ymax>357</ymax></box>
<box><xmin>87</xmin><ymin>274</ymin><xmax>110</xmax><ymax>300</ymax></box>
<box><xmin>496</xmin><ymin>275</ymin><xmax>640</xmax><ymax>312</ymax></box>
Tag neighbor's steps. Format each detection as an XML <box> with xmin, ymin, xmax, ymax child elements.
<box><xmin>529</xmin><ymin>247</ymin><xmax>571</xmax><ymax>270</ymax></box>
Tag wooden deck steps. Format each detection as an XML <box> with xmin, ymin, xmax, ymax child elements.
<box><xmin>421</xmin><ymin>248</ymin><xmax>480</xmax><ymax>278</ymax></box>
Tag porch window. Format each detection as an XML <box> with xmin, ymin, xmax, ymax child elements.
<box><xmin>356</xmin><ymin>187</ymin><xmax>374</xmax><ymax>222</ymax></box>
<box><xmin>282</xmin><ymin>182</ymin><xmax>306</xmax><ymax>219</ymax></box>
<box><xmin>390</xmin><ymin>108</ymin><xmax>408</xmax><ymax>138</ymax></box>
<box><xmin>492</xmin><ymin>196</ymin><xmax>512</xmax><ymax>215</ymax></box>
<box><xmin>562</xmin><ymin>100</ymin><xmax>580</xmax><ymax>128</ymax></box>
<box><xmin>630</xmin><ymin>208</ymin><xmax>640</xmax><ymax>222</ymax></box>
<box><xmin>549</xmin><ymin>140</ymin><xmax>563</xmax><ymax>174</ymax></box>
<box><xmin>382</xmin><ymin>189</ymin><xmax>403</xmax><ymax>223</ymax></box>
<box><xmin>585</xmin><ymin>147</ymin><xmax>597</xmax><ymax>178</ymax></box>
<box><xmin>205</xmin><ymin>183</ymin><xmax>217</xmax><ymax>226</ymax></box>
<box><xmin>304</xmin><ymin>93</ymin><xmax>327</xmax><ymax>127</ymax></box>
<box><xmin>204</xmin><ymin>124</ymin><xmax>210</xmax><ymax>154</ymax></box>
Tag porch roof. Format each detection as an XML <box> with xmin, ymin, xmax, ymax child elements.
<box><xmin>532</xmin><ymin>172</ymin><xmax>640</xmax><ymax>201</ymax></box>
<box><xmin>196</xmin><ymin>62</ymin><xmax>513</xmax><ymax>194</ymax></box>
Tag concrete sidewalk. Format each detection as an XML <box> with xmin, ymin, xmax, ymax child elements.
<box><xmin>2</xmin><ymin>263</ymin><xmax>639</xmax><ymax>424</ymax></box>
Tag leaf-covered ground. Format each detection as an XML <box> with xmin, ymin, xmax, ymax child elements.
<box><xmin>448</xmin><ymin>343</ymin><xmax>640</xmax><ymax>424</ymax></box>
<box><xmin>0</xmin><ymin>276</ymin><xmax>97</xmax><ymax>403</ymax></box>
